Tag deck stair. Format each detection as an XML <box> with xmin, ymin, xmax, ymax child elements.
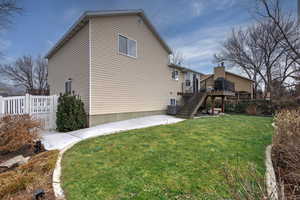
<box><xmin>177</xmin><ymin>92</ymin><xmax>208</xmax><ymax>118</ymax></box>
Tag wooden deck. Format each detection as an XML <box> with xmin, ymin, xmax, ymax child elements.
<box><xmin>207</xmin><ymin>90</ymin><xmax>235</xmax><ymax>97</ymax></box>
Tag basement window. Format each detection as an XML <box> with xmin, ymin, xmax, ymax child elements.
<box><xmin>118</xmin><ymin>34</ymin><xmax>137</xmax><ymax>58</ymax></box>
<box><xmin>65</xmin><ymin>79</ymin><xmax>72</xmax><ymax>94</ymax></box>
<box><xmin>170</xmin><ymin>98</ymin><xmax>176</xmax><ymax>106</ymax></box>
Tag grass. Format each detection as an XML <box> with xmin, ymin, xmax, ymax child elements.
<box><xmin>0</xmin><ymin>150</ymin><xmax>59</xmax><ymax>200</ymax></box>
<box><xmin>62</xmin><ymin>115</ymin><xmax>273</xmax><ymax>200</ymax></box>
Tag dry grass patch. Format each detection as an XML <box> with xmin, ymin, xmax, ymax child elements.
<box><xmin>273</xmin><ymin>109</ymin><xmax>300</xmax><ymax>199</ymax></box>
<box><xmin>0</xmin><ymin>150</ymin><xmax>59</xmax><ymax>200</ymax></box>
<box><xmin>0</xmin><ymin>115</ymin><xmax>40</xmax><ymax>153</ymax></box>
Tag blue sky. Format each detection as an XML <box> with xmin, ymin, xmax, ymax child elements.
<box><xmin>0</xmin><ymin>0</ymin><xmax>297</xmax><ymax>74</ymax></box>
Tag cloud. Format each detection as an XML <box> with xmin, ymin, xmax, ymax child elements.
<box><xmin>0</xmin><ymin>39</ymin><xmax>11</xmax><ymax>51</ymax></box>
<box><xmin>190</xmin><ymin>1</ymin><xmax>205</xmax><ymax>17</ymax></box>
<box><xmin>167</xmin><ymin>17</ymin><xmax>252</xmax><ymax>74</ymax></box>
<box><xmin>168</xmin><ymin>25</ymin><xmax>232</xmax><ymax>72</ymax></box>
<box><xmin>213</xmin><ymin>0</ymin><xmax>237</xmax><ymax>10</ymax></box>
<box><xmin>62</xmin><ymin>7</ymin><xmax>81</xmax><ymax>23</ymax></box>
<box><xmin>46</xmin><ymin>40</ymin><xmax>54</xmax><ymax>47</ymax></box>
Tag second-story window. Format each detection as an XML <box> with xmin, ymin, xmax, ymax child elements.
<box><xmin>118</xmin><ymin>34</ymin><xmax>137</xmax><ymax>58</ymax></box>
<box><xmin>185</xmin><ymin>80</ymin><xmax>191</xmax><ymax>86</ymax></box>
<box><xmin>172</xmin><ymin>70</ymin><xmax>179</xmax><ymax>80</ymax></box>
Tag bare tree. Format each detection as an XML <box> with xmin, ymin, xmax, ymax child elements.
<box><xmin>170</xmin><ymin>49</ymin><xmax>185</xmax><ymax>65</ymax></box>
<box><xmin>0</xmin><ymin>0</ymin><xmax>21</xmax><ymax>58</ymax></box>
<box><xmin>216</xmin><ymin>17</ymin><xmax>299</xmax><ymax>100</ymax></box>
<box><xmin>214</xmin><ymin>27</ymin><xmax>264</xmax><ymax>99</ymax></box>
<box><xmin>35</xmin><ymin>56</ymin><xmax>49</xmax><ymax>93</ymax></box>
<box><xmin>256</xmin><ymin>0</ymin><xmax>300</xmax><ymax>63</ymax></box>
<box><xmin>0</xmin><ymin>55</ymin><xmax>49</xmax><ymax>94</ymax></box>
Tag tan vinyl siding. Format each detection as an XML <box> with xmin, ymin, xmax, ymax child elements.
<box><xmin>48</xmin><ymin>23</ymin><xmax>90</xmax><ymax>112</ymax></box>
<box><xmin>225</xmin><ymin>73</ymin><xmax>253</xmax><ymax>94</ymax></box>
<box><xmin>90</xmin><ymin>15</ymin><xmax>181</xmax><ymax>115</ymax></box>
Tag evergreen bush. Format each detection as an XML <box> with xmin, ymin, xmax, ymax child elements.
<box><xmin>56</xmin><ymin>93</ymin><xmax>87</xmax><ymax>132</ymax></box>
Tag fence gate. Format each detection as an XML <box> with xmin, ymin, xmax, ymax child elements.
<box><xmin>0</xmin><ymin>94</ymin><xmax>58</xmax><ymax>130</ymax></box>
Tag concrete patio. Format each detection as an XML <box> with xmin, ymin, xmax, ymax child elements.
<box><xmin>42</xmin><ymin>115</ymin><xmax>184</xmax><ymax>150</ymax></box>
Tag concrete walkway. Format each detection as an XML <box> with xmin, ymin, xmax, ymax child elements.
<box><xmin>42</xmin><ymin>115</ymin><xmax>184</xmax><ymax>150</ymax></box>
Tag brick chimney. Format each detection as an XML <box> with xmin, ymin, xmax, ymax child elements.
<box><xmin>214</xmin><ymin>62</ymin><xmax>225</xmax><ymax>80</ymax></box>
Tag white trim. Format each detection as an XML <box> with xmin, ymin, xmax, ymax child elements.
<box><xmin>89</xmin><ymin>19</ymin><xmax>92</xmax><ymax>116</ymax></box>
<box><xmin>117</xmin><ymin>33</ymin><xmax>138</xmax><ymax>59</ymax></box>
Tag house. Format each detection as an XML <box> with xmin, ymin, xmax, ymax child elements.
<box><xmin>200</xmin><ymin>65</ymin><xmax>254</xmax><ymax>100</ymax></box>
<box><xmin>46</xmin><ymin>9</ymin><xmax>203</xmax><ymax>126</ymax></box>
<box><xmin>175</xmin><ymin>65</ymin><xmax>254</xmax><ymax>118</ymax></box>
<box><xmin>46</xmin><ymin>9</ymin><xmax>254</xmax><ymax>126</ymax></box>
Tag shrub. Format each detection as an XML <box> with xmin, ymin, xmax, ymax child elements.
<box><xmin>215</xmin><ymin>162</ymin><xmax>270</xmax><ymax>200</ymax></box>
<box><xmin>245</xmin><ymin>103</ymin><xmax>257</xmax><ymax>115</ymax></box>
<box><xmin>0</xmin><ymin>115</ymin><xmax>40</xmax><ymax>153</ymax></box>
<box><xmin>56</xmin><ymin>93</ymin><xmax>87</xmax><ymax>132</ymax></box>
<box><xmin>224</xmin><ymin>101</ymin><xmax>235</xmax><ymax>113</ymax></box>
<box><xmin>272</xmin><ymin>109</ymin><xmax>300</xmax><ymax>199</ymax></box>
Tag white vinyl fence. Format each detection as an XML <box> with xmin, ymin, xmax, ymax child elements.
<box><xmin>0</xmin><ymin>94</ymin><xmax>58</xmax><ymax>130</ymax></box>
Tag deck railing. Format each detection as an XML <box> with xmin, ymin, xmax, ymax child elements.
<box><xmin>214</xmin><ymin>78</ymin><xmax>235</xmax><ymax>92</ymax></box>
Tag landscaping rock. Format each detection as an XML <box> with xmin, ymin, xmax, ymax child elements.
<box><xmin>0</xmin><ymin>155</ymin><xmax>30</xmax><ymax>172</ymax></box>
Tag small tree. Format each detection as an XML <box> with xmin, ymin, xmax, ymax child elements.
<box><xmin>56</xmin><ymin>93</ymin><xmax>87</xmax><ymax>132</ymax></box>
<box><xmin>0</xmin><ymin>55</ymin><xmax>49</xmax><ymax>94</ymax></box>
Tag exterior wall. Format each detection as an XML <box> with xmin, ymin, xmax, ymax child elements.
<box><xmin>89</xmin><ymin>15</ymin><xmax>182</xmax><ymax>117</ymax></box>
<box><xmin>201</xmin><ymin>73</ymin><xmax>253</xmax><ymax>97</ymax></box>
<box><xmin>89</xmin><ymin>110</ymin><xmax>165</xmax><ymax>126</ymax></box>
<box><xmin>182</xmin><ymin>72</ymin><xmax>201</xmax><ymax>93</ymax></box>
<box><xmin>48</xmin><ymin>23</ymin><xmax>90</xmax><ymax>112</ymax></box>
<box><xmin>225</xmin><ymin>73</ymin><xmax>253</xmax><ymax>95</ymax></box>
<box><xmin>201</xmin><ymin>76</ymin><xmax>214</xmax><ymax>90</ymax></box>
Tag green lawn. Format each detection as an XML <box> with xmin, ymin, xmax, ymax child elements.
<box><xmin>62</xmin><ymin>115</ymin><xmax>273</xmax><ymax>200</ymax></box>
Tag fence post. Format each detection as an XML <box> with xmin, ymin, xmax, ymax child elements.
<box><xmin>49</xmin><ymin>95</ymin><xmax>58</xmax><ymax>130</ymax></box>
<box><xmin>0</xmin><ymin>96</ymin><xmax>3</xmax><ymax>115</ymax></box>
<box><xmin>25</xmin><ymin>93</ymin><xmax>30</xmax><ymax>114</ymax></box>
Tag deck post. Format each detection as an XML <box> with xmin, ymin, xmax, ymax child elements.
<box><xmin>211</xmin><ymin>96</ymin><xmax>215</xmax><ymax>115</ymax></box>
<box><xmin>221</xmin><ymin>96</ymin><xmax>225</xmax><ymax>113</ymax></box>
<box><xmin>203</xmin><ymin>97</ymin><xmax>207</xmax><ymax>113</ymax></box>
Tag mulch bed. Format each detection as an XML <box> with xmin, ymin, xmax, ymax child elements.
<box><xmin>0</xmin><ymin>144</ymin><xmax>35</xmax><ymax>164</ymax></box>
<box><xmin>0</xmin><ymin>145</ymin><xmax>58</xmax><ymax>200</ymax></box>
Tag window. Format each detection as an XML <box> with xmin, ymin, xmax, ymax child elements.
<box><xmin>170</xmin><ymin>98</ymin><xmax>176</xmax><ymax>106</ymax></box>
<box><xmin>185</xmin><ymin>80</ymin><xmax>191</xmax><ymax>86</ymax></box>
<box><xmin>172</xmin><ymin>70</ymin><xmax>179</xmax><ymax>80</ymax></box>
<box><xmin>65</xmin><ymin>79</ymin><xmax>72</xmax><ymax>94</ymax></box>
<box><xmin>118</xmin><ymin>34</ymin><xmax>137</xmax><ymax>58</ymax></box>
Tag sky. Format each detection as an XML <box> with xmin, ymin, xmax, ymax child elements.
<box><xmin>0</xmin><ymin>0</ymin><xmax>297</xmax><ymax>74</ymax></box>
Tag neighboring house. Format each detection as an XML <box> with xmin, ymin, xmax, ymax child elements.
<box><xmin>46</xmin><ymin>9</ymin><xmax>202</xmax><ymax>126</ymax></box>
<box><xmin>200</xmin><ymin>65</ymin><xmax>254</xmax><ymax>100</ymax></box>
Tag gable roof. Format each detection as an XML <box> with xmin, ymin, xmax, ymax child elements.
<box><xmin>225</xmin><ymin>71</ymin><xmax>255</xmax><ymax>82</ymax></box>
<box><xmin>168</xmin><ymin>63</ymin><xmax>203</xmax><ymax>75</ymax></box>
<box><xmin>200</xmin><ymin>74</ymin><xmax>213</xmax><ymax>82</ymax></box>
<box><xmin>200</xmin><ymin>71</ymin><xmax>254</xmax><ymax>82</ymax></box>
<box><xmin>45</xmin><ymin>9</ymin><xmax>172</xmax><ymax>59</ymax></box>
